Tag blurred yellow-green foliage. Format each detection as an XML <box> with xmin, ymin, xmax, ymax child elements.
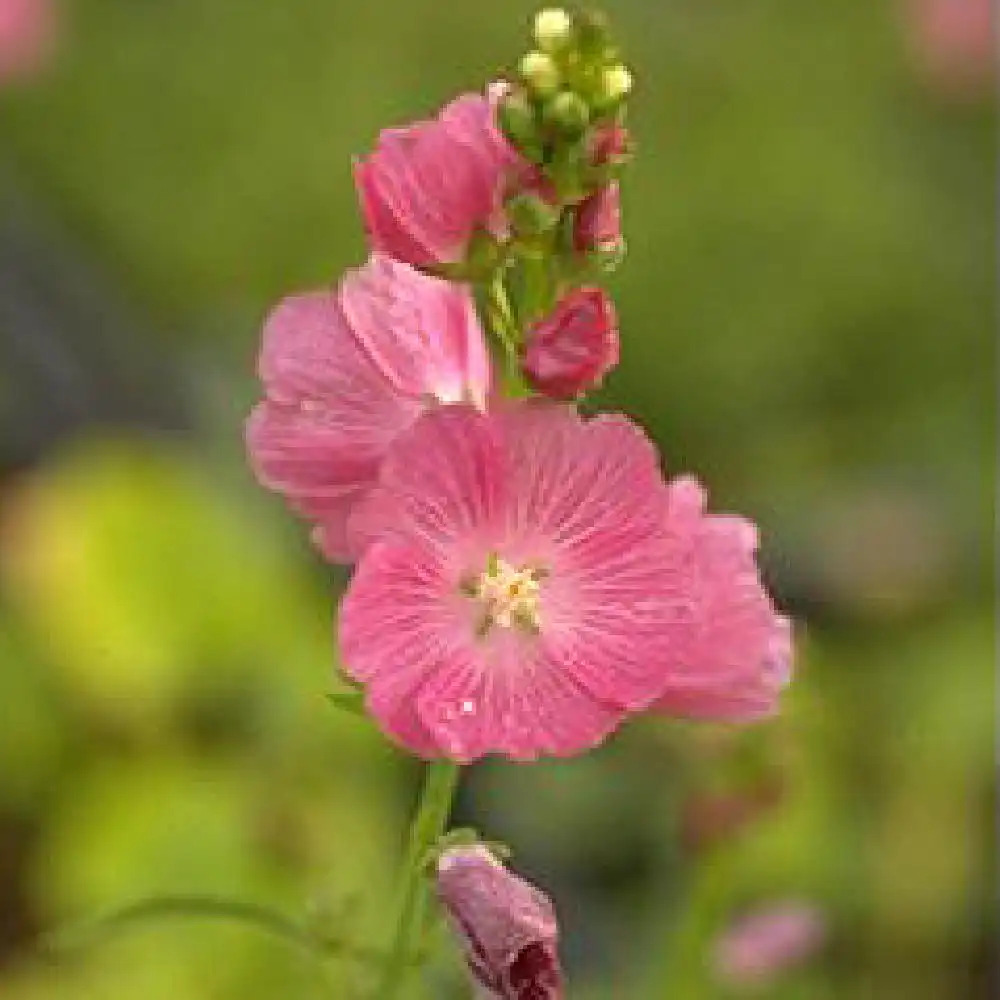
<box><xmin>0</xmin><ymin>1</ymin><xmax>993</xmax><ymax>998</ymax></box>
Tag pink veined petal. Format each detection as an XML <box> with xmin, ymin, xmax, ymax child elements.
<box><xmin>247</xmin><ymin>257</ymin><xmax>492</xmax><ymax>564</ymax></box>
<box><xmin>368</xmin><ymin>127</ymin><xmax>470</xmax><ymax>262</ymax></box>
<box><xmin>354</xmin><ymin>90</ymin><xmax>525</xmax><ymax>267</ymax></box>
<box><xmin>497</xmin><ymin>405</ymin><xmax>664</xmax><ymax>561</ymax></box>
<box><xmin>437</xmin><ymin>93</ymin><xmax>515</xmax><ymax>211</ymax></box>
<box><xmin>353</xmin><ymin>157</ymin><xmax>441</xmax><ymax>268</ymax></box>
<box><xmin>247</xmin><ymin>290</ymin><xmax>421</xmax><ymax>532</ymax></box>
<box><xmin>651</xmin><ymin>479</ymin><xmax>792</xmax><ymax>719</ymax></box>
<box><xmin>355</xmin><ymin>405</ymin><xmax>509</xmax><ymax>556</ymax></box>
<box><xmin>337</xmin><ymin>541</ymin><xmax>457</xmax><ymax>757</ymax></box>
<box><xmin>414</xmin><ymin>633</ymin><xmax>625</xmax><ymax>762</ymax></box>
<box><xmin>337</xmin><ymin>254</ymin><xmax>486</xmax><ymax>403</ymax></box>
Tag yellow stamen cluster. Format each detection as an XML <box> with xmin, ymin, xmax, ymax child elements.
<box><xmin>465</xmin><ymin>555</ymin><xmax>544</xmax><ymax>635</ymax></box>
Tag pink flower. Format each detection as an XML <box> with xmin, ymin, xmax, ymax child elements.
<box><xmin>436</xmin><ymin>844</ymin><xmax>564</xmax><ymax>1000</ymax></box>
<box><xmin>652</xmin><ymin>477</ymin><xmax>792</xmax><ymax>721</ymax></box>
<box><xmin>713</xmin><ymin>901</ymin><xmax>825</xmax><ymax>987</ymax></box>
<box><xmin>521</xmin><ymin>287</ymin><xmax>620</xmax><ymax>400</ymax></box>
<box><xmin>904</xmin><ymin>0</ymin><xmax>995</xmax><ymax>96</ymax></box>
<box><xmin>0</xmin><ymin>0</ymin><xmax>54</xmax><ymax>83</ymax></box>
<box><xmin>246</xmin><ymin>254</ymin><xmax>491</xmax><ymax>562</ymax></box>
<box><xmin>354</xmin><ymin>89</ymin><xmax>522</xmax><ymax>268</ymax></box>
<box><xmin>338</xmin><ymin>402</ymin><xmax>692</xmax><ymax>761</ymax></box>
<box><xmin>574</xmin><ymin>181</ymin><xmax>622</xmax><ymax>255</ymax></box>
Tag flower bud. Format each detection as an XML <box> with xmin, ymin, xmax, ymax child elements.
<box><xmin>522</xmin><ymin>286</ymin><xmax>619</xmax><ymax>399</ymax></box>
<box><xmin>507</xmin><ymin>192</ymin><xmax>561</xmax><ymax>238</ymax></box>
<box><xmin>498</xmin><ymin>91</ymin><xmax>545</xmax><ymax>162</ymax></box>
<box><xmin>533</xmin><ymin>8</ymin><xmax>574</xmax><ymax>53</ymax></box>
<box><xmin>575</xmin><ymin>9</ymin><xmax>612</xmax><ymax>59</ymax></box>
<box><xmin>519</xmin><ymin>50</ymin><xmax>561</xmax><ymax>97</ymax></box>
<box><xmin>590</xmin><ymin>121</ymin><xmax>631</xmax><ymax>164</ymax></box>
<box><xmin>600</xmin><ymin>63</ymin><xmax>633</xmax><ymax>104</ymax></box>
<box><xmin>573</xmin><ymin>182</ymin><xmax>622</xmax><ymax>254</ymax></box>
<box><xmin>436</xmin><ymin>844</ymin><xmax>564</xmax><ymax>1000</ymax></box>
<box><xmin>543</xmin><ymin>90</ymin><xmax>590</xmax><ymax>136</ymax></box>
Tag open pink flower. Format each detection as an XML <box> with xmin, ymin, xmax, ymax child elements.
<box><xmin>0</xmin><ymin>0</ymin><xmax>54</xmax><ymax>82</ymax></box>
<box><xmin>436</xmin><ymin>844</ymin><xmax>564</xmax><ymax>1000</ymax></box>
<box><xmin>355</xmin><ymin>89</ymin><xmax>522</xmax><ymax>268</ymax></box>
<box><xmin>521</xmin><ymin>287</ymin><xmax>620</xmax><ymax>400</ymax></box>
<box><xmin>652</xmin><ymin>477</ymin><xmax>792</xmax><ymax>721</ymax></box>
<box><xmin>246</xmin><ymin>254</ymin><xmax>490</xmax><ymax>562</ymax></box>
<box><xmin>339</xmin><ymin>402</ymin><xmax>693</xmax><ymax>761</ymax></box>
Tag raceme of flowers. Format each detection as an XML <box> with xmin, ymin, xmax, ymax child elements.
<box><xmin>245</xmin><ymin>8</ymin><xmax>792</xmax><ymax>764</ymax></box>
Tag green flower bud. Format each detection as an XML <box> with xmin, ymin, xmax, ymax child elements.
<box><xmin>575</xmin><ymin>9</ymin><xmax>612</xmax><ymax>58</ymax></box>
<box><xmin>543</xmin><ymin>90</ymin><xmax>590</xmax><ymax>136</ymax></box>
<box><xmin>601</xmin><ymin>64</ymin><xmax>633</xmax><ymax>103</ymax></box>
<box><xmin>506</xmin><ymin>192</ymin><xmax>561</xmax><ymax>237</ymax></box>
<box><xmin>519</xmin><ymin>50</ymin><xmax>561</xmax><ymax>96</ymax></box>
<box><xmin>533</xmin><ymin>8</ymin><xmax>574</xmax><ymax>53</ymax></box>
<box><xmin>498</xmin><ymin>91</ymin><xmax>537</xmax><ymax>145</ymax></box>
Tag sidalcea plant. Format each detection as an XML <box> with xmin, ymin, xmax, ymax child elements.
<box><xmin>247</xmin><ymin>7</ymin><xmax>792</xmax><ymax>998</ymax></box>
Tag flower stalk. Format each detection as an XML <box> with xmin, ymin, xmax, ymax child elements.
<box><xmin>375</xmin><ymin>759</ymin><xmax>461</xmax><ymax>1000</ymax></box>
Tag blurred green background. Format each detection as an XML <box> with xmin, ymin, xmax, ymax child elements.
<box><xmin>0</xmin><ymin>1</ymin><xmax>993</xmax><ymax>997</ymax></box>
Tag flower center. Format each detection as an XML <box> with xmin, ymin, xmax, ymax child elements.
<box><xmin>465</xmin><ymin>554</ymin><xmax>545</xmax><ymax>636</ymax></box>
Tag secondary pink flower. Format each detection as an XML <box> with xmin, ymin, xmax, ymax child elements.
<box><xmin>0</xmin><ymin>0</ymin><xmax>54</xmax><ymax>82</ymax></box>
<box><xmin>436</xmin><ymin>844</ymin><xmax>564</xmax><ymax>1000</ymax></box>
<box><xmin>339</xmin><ymin>402</ymin><xmax>693</xmax><ymax>761</ymax></box>
<box><xmin>521</xmin><ymin>287</ymin><xmax>619</xmax><ymax>399</ymax></box>
<box><xmin>354</xmin><ymin>89</ymin><xmax>522</xmax><ymax>268</ymax></box>
<box><xmin>652</xmin><ymin>477</ymin><xmax>792</xmax><ymax>721</ymax></box>
<box><xmin>905</xmin><ymin>0</ymin><xmax>994</xmax><ymax>97</ymax></box>
<box><xmin>574</xmin><ymin>181</ymin><xmax>622</xmax><ymax>255</ymax></box>
<box><xmin>246</xmin><ymin>254</ymin><xmax>490</xmax><ymax>562</ymax></box>
<box><xmin>713</xmin><ymin>901</ymin><xmax>825</xmax><ymax>987</ymax></box>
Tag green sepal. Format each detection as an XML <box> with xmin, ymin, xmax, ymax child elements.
<box><xmin>506</xmin><ymin>192</ymin><xmax>561</xmax><ymax>238</ymax></box>
<box><xmin>325</xmin><ymin>687</ymin><xmax>367</xmax><ymax>718</ymax></box>
<box><xmin>420</xmin><ymin>827</ymin><xmax>514</xmax><ymax>873</ymax></box>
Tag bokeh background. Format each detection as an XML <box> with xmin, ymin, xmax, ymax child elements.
<box><xmin>0</xmin><ymin>1</ymin><xmax>994</xmax><ymax>997</ymax></box>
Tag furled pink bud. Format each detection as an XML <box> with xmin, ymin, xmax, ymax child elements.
<box><xmin>354</xmin><ymin>88</ymin><xmax>524</xmax><ymax>269</ymax></box>
<box><xmin>713</xmin><ymin>901</ymin><xmax>825</xmax><ymax>988</ymax></box>
<box><xmin>573</xmin><ymin>181</ymin><xmax>622</xmax><ymax>253</ymax></box>
<box><xmin>522</xmin><ymin>287</ymin><xmax>619</xmax><ymax>399</ymax></box>
<box><xmin>590</xmin><ymin>121</ymin><xmax>631</xmax><ymax>165</ymax></box>
<box><xmin>0</xmin><ymin>0</ymin><xmax>55</xmax><ymax>83</ymax></box>
<box><xmin>436</xmin><ymin>845</ymin><xmax>564</xmax><ymax>1000</ymax></box>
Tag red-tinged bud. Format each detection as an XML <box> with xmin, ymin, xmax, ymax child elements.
<box><xmin>574</xmin><ymin>181</ymin><xmax>622</xmax><ymax>254</ymax></box>
<box><xmin>436</xmin><ymin>844</ymin><xmax>564</xmax><ymax>1000</ymax></box>
<box><xmin>590</xmin><ymin>122</ymin><xmax>631</xmax><ymax>164</ymax></box>
<box><xmin>522</xmin><ymin>287</ymin><xmax>619</xmax><ymax>399</ymax></box>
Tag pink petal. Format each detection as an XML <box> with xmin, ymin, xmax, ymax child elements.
<box><xmin>353</xmin><ymin>158</ymin><xmax>441</xmax><ymax>269</ymax></box>
<box><xmin>353</xmin><ymin>91</ymin><xmax>524</xmax><ymax>267</ymax></box>
<box><xmin>651</xmin><ymin>478</ymin><xmax>792</xmax><ymax>720</ymax></box>
<box><xmin>246</xmin><ymin>259</ymin><xmax>490</xmax><ymax>563</ymax></box>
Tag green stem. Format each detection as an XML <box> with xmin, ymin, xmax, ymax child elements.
<box><xmin>375</xmin><ymin>760</ymin><xmax>461</xmax><ymax>1000</ymax></box>
<box><xmin>487</xmin><ymin>270</ymin><xmax>531</xmax><ymax>398</ymax></box>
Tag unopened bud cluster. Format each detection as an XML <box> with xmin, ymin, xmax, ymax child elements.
<box><xmin>499</xmin><ymin>6</ymin><xmax>633</xmax><ymax>220</ymax></box>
